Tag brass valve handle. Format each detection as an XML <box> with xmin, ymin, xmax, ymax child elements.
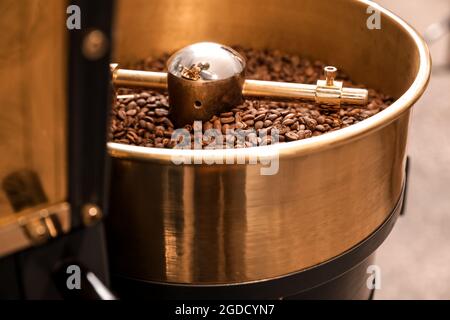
<box><xmin>110</xmin><ymin>64</ymin><xmax>368</xmax><ymax>106</ymax></box>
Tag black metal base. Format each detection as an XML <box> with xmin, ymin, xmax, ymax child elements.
<box><xmin>0</xmin><ymin>223</ymin><xmax>110</xmax><ymax>300</ymax></box>
<box><xmin>110</xmin><ymin>180</ymin><xmax>405</xmax><ymax>300</ymax></box>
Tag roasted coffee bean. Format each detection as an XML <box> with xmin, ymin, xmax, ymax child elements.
<box><xmin>349</xmin><ymin>108</ymin><xmax>363</xmax><ymax>117</ymax></box>
<box><xmin>264</xmin><ymin>120</ymin><xmax>273</xmax><ymax>128</ymax></box>
<box><xmin>255</xmin><ymin>121</ymin><xmax>264</xmax><ymax>130</ymax></box>
<box><xmin>118</xmin><ymin>139</ymin><xmax>130</xmax><ymax>144</ymax></box>
<box><xmin>280</xmin><ymin>126</ymin><xmax>290</xmax><ymax>135</ymax></box>
<box><xmin>127</xmin><ymin>101</ymin><xmax>137</xmax><ymax>109</ymax></box>
<box><xmin>221</xmin><ymin>117</ymin><xmax>235</xmax><ymax>124</ymax></box>
<box><xmin>245</xmin><ymin>119</ymin><xmax>255</xmax><ymax>126</ymax></box>
<box><xmin>126</xmin><ymin>109</ymin><xmax>137</xmax><ymax>116</ymax></box>
<box><xmin>254</xmin><ymin>114</ymin><xmax>266</xmax><ymax>122</ymax></box>
<box><xmin>155</xmin><ymin>128</ymin><xmax>164</xmax><ymax>137</ymax></box>
<box><xmin>273</xmin><ymin>117</ymin><xmax>282</xmax><ymax>125</ymax></box>
<box><xmin>111</xmin><ymin>47</ymin><xmax>392</xmax><ymax>148</ymax></box>
<box><xmin>138</xmin><ymin>92</ymin><xmax>149</xmax><ymax>98</ymax></box>
<box><xmin>304</xmin><ymin>130</ymin><xmax>313</xmax><ymax>138</ymax></box>
<box><xmin>155</xmin><ymin>108</ymin><xmax>169</xmax><ymax>117</ymax></box>
<box><xmin>127</xmin><ymin>130</ymin><xmax>138</xmax><ymax>142</ymax></box>
<box><xmin>284</xmin><ymin>113</ymin><xmax>296</xmax><ymax>120</ymax></box>
<box><xmin>317</xmin><ymin>115</ymin><xmax>326</xmax><ymax>124</ymax></box>
<box><xmin>146</xmin><ymin>122</ymin><xmax>155</xmax><ymax>131</ymax></box>
<box><xmin>304</xmin><ymin>117</ymin><xmax>317</xmax><ymax>129</ymax></box>
<box><xmin>137</xmin><ymin>99</ymin><xmax>147</xmax><ymax>106</ymax></box>
<box><xmin>118</xmin><ymin>110</ymin><xmax>126</xmax><ymax>120</ymax></box>
<box><xmin>316</xmin><ymin>124</ymin><xmax>326</xmax><ymax>132</ymax></box>
<box><xmin>310</xmin><ymin>110</ymin><xmax>320</xmax><ymax>118</ymax></box>
<box><xmin>139</xmin><ymin>120</ymin><xmax>147</xmax><ymax>128</ymax></box>
<box><xmin>343</xmin><ymin>118</ymin><xmax>354</xmax><ymax>125</ymax></box>
<box><xmin>290</xmin><ymin>121</ymin><xmax>299</xmax><ymax>129</ymax></box>
<box><xmin>137</xmin><ymin>112</ymin><xmax>145</xmax><ymax>119</ymax></box>
<box><xmin>114</xmin><ymin>131</ymin><xmax>126</xmax><ymax>138</ymax></box>
<box><xmin>144</xmin><ymin>116</ymin><xmax>154</xmax><ymax>123</ymax></box>
<box><xmin>285</xmin><ymin>132</ymin><xmax>299</xmax><ymax>141</ymax></box>
<box><xmin>282</xmin><ymin>118</ymin><xmax>295</xmax><ymax>126</ymax></box>
<box><xmin>305</xmin><ymin>67</ymin><xmax>314</xmax><ymax>77</ymax></box>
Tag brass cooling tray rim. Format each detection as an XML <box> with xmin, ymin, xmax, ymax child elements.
<box><xmin>107</xmin><ymin>0</ymin><xmax>431</xmax><ymax>162</ymax></box>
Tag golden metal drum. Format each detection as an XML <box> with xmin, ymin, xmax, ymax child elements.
<box><xmin>106</xmin><ymin>0</ymin><xmax>431</xmax><ymax>284</ymax></box>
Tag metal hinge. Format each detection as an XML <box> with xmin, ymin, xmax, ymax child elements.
<box><xmin>0</xmin><ymin>202</ymin><xmax>71</xmax><ymax>258</ymax></box>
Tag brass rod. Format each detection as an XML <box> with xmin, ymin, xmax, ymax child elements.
<box><xmin>242</xmin><ymin>80</ymin><xmax>316</xmax><ymax>101</ymax></box>
<box><xmin>113</xmin><ymin>68</ymin><xmax>168</xmax><ymax>90</ymax></box>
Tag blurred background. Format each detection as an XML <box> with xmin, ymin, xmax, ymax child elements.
<box><xmin>375</xmin><ymin>0</ymin><xmax>450</xmax><ymax>300</ymax></box>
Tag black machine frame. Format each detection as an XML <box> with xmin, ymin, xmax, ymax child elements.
<box><xmin>0</xmin><ymin>0</ymin><xmax>115</xmax><ymax>299</ymax></box>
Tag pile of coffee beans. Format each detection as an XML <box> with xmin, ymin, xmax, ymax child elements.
<box><xmin>110</xmin><ymin>47</ymin><xmax>393</xmax><ymax>148</ymax></box>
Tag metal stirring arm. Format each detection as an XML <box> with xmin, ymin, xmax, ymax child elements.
<box><xmin>110</xmin><ymin>64</ymin><xmax>368</xmax><ymax>106</ymax></box>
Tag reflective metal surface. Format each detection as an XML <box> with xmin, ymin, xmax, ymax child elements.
<box><xmin>167</xmin><ymin>42</ymin><xmax>245</xmax><ymax>81</ymax></box>
<box><xmin>0</xmin><ymin>202</ymin><xmax>71</xmax><ymax>258</ymax></box>
<box><xmin>167</xmin><ymin>42</ymin><xmax>246</xmax><ymax>126</ymax></box>
<box><xmin>0</xmin><ymin>0</ymin><xmax>68</xmax><ymax>255</ymax></box>
<box><xmin>107</xmin><ymin>0</ymin><xmax>431</xmax><ymax>284</ymax></box>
